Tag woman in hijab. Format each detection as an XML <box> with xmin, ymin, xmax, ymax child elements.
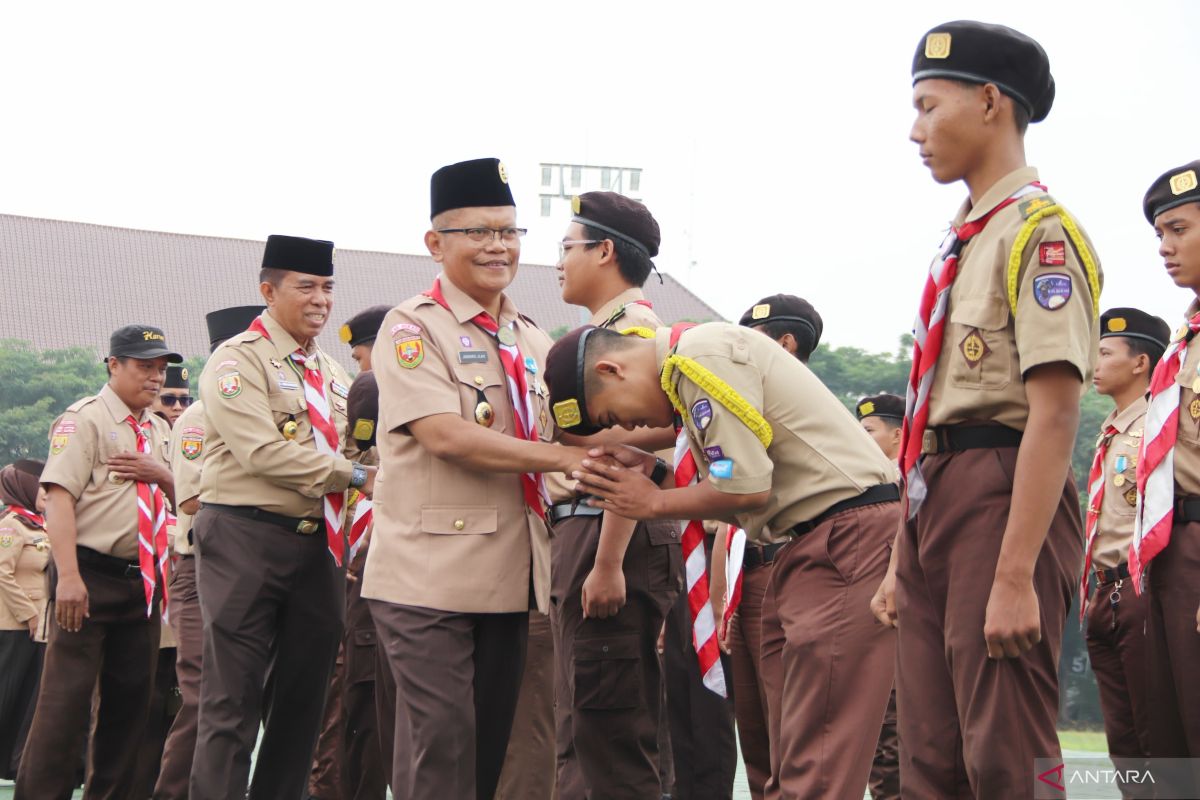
<box><xmin>0</xmin><ymin>459</ymin><xmax>49</xmax><ymax>779</ymax></box>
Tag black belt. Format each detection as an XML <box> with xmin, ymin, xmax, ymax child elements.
<box><xmin>75</xmin><ymin>546</ymin><xmax>140</xmax><ymax>579</ymax></box>
<box><xmin>1175</xmin><ymin>496</ymin><xmax>1200</xmax><ymax>523</ymax></box>
<box><xmin>546</xmin><ymin>501</ymin><xmax>604</xmax><ymax>525</ymax></box>
<box><xmin>201</xmin><ymin>503</ymin><xmax>325</xmax><ymax>536</ymax></box>
<box><xmin>921</xmin><ymin>425</ymin><xmax>1023</xmax><ymax>455</ymax></box>
<box><xmin>790</xmin><ymin>484</ymin><xmax>900</xmax><ymax>536</ymax></box>
<box><xmin>743</xmin><ymin>542</ymin><xmax>787</xmax><ymax>570</ymax></box>
<box><xmin>1093</xmin><ymin>562</ymin><xmax>1130</xmax><ymax>585</ymax></box>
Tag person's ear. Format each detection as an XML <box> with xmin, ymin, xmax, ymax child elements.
<box><xmin>595</xmin><ymin>359</ymin><xmax>626</xmax><ymax>381</ymax></box>
<box><xmin>424</xmin><ymin>229</ymin><xmax>444</xmax><ymax>263</ymax></box>
<box><xmin>777</xmin><ymin>333</ymin><xmax>798</xmax><ymax>356</ymax></box>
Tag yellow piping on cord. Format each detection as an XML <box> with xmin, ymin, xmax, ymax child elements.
<box><xmin>660</xmin><ymin>355</ymin><xmax>773</xmax><ymax>449</ymax></box>
<box><xmin>1007</xmin><ymin>204</ymin><xmax>1102</xmax><ymax>320</ymax></box>
<box><xmin>619</xmin><ymin>326</ymin><xmax>656</xmax><ymax>339</ymax></box>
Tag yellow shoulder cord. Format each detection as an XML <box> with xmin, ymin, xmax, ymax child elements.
<box><xmin>659</xmin><ymin>355</ymin><xmax>774</xmax><ymax>448</ymax></box>
<box><xmin>619</xmin><ymin>326</ymin><xmax>656</xmax><ymax>339</ymax></box>
<box><xmin>1006</xmin><ymin>204</ymin><xmax>1102</xmax><ymax>320</ymax></box>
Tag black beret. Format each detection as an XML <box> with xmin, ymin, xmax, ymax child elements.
<box><xmin>1143</xmin><ymin>160</ymin><xmax>1200</xmax><ymax>224</ymax></box>
<box><xmin>738</xmin><ymin>295</ymin><xmax>823</xmax><ymax>349</ymax></box>
<box><xmin>205</xmin><ymin>305</ymin><xmax>265</xmax><ymax>353</ymax></box>
<box><xmin>571</xmin><ymin>191</ymin><xmax>661</xmax><ymax>258</ymax></box>
<box><xmin>346</xmin><ymin>370</ymin><xmax>379</xmax><ymax>451</ymax></box>
<box><xmin>262</xmin><ymin>234</ymin><xmax>335</xmax><ymax>277</ymax></box>
<box><xmin>856</xmin><ymin>393</ymin><xmax>906</xmax><ymax>422</ymax></box>
<box><xmin>912</xmin><ymin>21</ymin><xmax>1055</xmax><ymax>124</ymax></box>
<box><xmin>108</xmin><ymin>325</ymin><xmax>183</xmax><ymax>363</ymax></box>
<box><xmin>544</xmin><ymin>325</ymin><xmax>603</xmax><ymax>436</ymax></box>
<box><xmin>340</xmin><ymin>305</ymin><xmax>392</xmax><ymax>349</ymax></box>
<box><xmin>163</xmin><ymin>365</ymin><xmax>190</xmax><ymax>390</ymax></box>
<box><xmin>1100</xmin><ymin>307</ymin><xmax>1171</xmax><ymax>350</ymax></box>
<box><xmin>430</xmin><ymin>158</ymin><xmax>515</xmax><ymax>219</ymax></box>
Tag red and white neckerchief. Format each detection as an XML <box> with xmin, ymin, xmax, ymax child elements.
<box><xmin>667</xmin><ymin>322</ymin><xmax>726</xmax><ymax>697</ymax></box>
<box><xmin>3</xmin><ymin>504</ymin><xmax>44</xmax><ymax>528</ymax></box>
<box><xmin>1130</xmin><ymin>311</ymin><xmax>1200</xmax><ymax>591</ymax></box>
<box><xmin>900</xmin><ymin>182</ymin><xmax>1046</xmax><ymax>517</ymax></box>
<box><xmin>1080</xmin><ymin>424</ymin><xmax>1119</xmax><ymax>620</ymax></box>
<box><xmin>348</xmin><ymin>493</ymin><xmax>372</xmax><ymax>562</ymax></box>
<box><xmin>249</xmin><ymin>317</ymin><xmax>347</xmax><ymax>566</ymax></box>
<box><xmin>426</xmin><ymin>278</ymin><xmax>548</xmax><ymax>514</ymax></box>
<box><xmin>722</xmin><ymin>525</ymin><xmax>746</xmax><ymax>638</ymax></box>
<box><xmin>124</xmin><ymin>415</ymin><xmax>169</xmax><ymax>619</ymax></box>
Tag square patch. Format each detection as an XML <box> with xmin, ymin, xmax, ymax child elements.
<box><xmin>959</xmin><ymin>328</ymin><xmax>991</xmax><ymax>368</ymax></box>
<box><xmin>1038</xmin><ymin>241</ymin><xmax>1066</xmax><ymax>266</ymax></box>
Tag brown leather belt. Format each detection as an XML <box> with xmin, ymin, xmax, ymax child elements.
<box><xmin>921</xmin><ymin>425</ymin><xmax>1023</xmax><ymax>455</ymax></box>
<box><xmin>201</xmin><ymin>503</ymin><xmax>324</xmax><ymax>536</ymax></box>
<box><xmin>1093</xmin><ymin>562</ymin><xmax>1130</xmax><ymax>585</ymax></box>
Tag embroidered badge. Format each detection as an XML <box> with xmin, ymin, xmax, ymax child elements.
<box><xmin>1170</xmin><ymin>169</ymin><xmax>1198</xmax><ymax>196</ymax></box>
<box><xmin>1038</xmin><ymin>241</ymin><xmax>1066</xmax><ymax>266</ymax></box>
<box><xmin>553</xmin><ymin>399</ymin><xmax>582</xmax><ymax>428</ymax></box>
<box><xmin>0</xmin><ymin>533</ymin><xmax>13</xmax><ymax>548</ymax></box>
<box><xmin>339</xmin><ymin>324</ymin><xmax>353</xmax><ymax>343</ymax></box>
<box><xmin>460</xmin><ymin>336</ymin><xmax>472</xmax><ymax>348</ymax></box>
<box><xmin>751</xmin><ymin>303</ymin><xmax>771</xmax><ymax>320</ymax></box>
<box><xmin>691</xmin><ymin>399</ymin><xmax>714</xmax><ymax>430</ymax></box>
<box><xmin>51</xmin><ymin>433</ymin><xmax>70</xmax><ymax>455</ymax></box>
<box><xmin>395</xmin><ymin>337</ymin><xmax>424</xmax><ymax>369</ymax></box>
<box><xmin>353</xmin><ymin>419</ymin><xmax>375</xmax><ymax>441</ymax></box>
<box><xmin>54</xmin><ymin>421</ymin><xmax>76</xmax><ymax>435</ymax></box>
<box><xmin>924</xmin><ymin>32</ymin><xmax>951</xmax><ymax>59</ymax></box>
<box><xmin>391</xmin><ymin>322</ymin><xmax>421</xmax><ymax>337</ymax></box>
<box><xmin>216</xmin><ymin>359</ymin><xmax>238</xmax><ymax>370</ymax></box>
<box><xmin>218</xmin><ymin>373</ymin><xmax>242</xmax><ymax>398</ymax></box>
<box><xmin>1018</xmin><ymin>195</ymin><xmax>1054</xmax><ymax>220</ymax></box>
<box><xmin>709</xmin><ymin>459</ymin><xmax>734</xmax><ymax>479</ymax></box>
<box><xmin>703</xmin><ymin>446</ymin><xmax>725</xmax><ymax>462</ymax></box>
<box><xmin>1106</xmin><ymin>317</ymin><xmax>1127</xmax><ymax>333</ymax></box>
<box><xmin>331</xmin><ymin>381</ymin><xmax>349</xmax><ymax>399</ymax></box>
<box><xmin>539</xmin><ymin>406</ymin><xmax>549</xmax><ymax>430</ymax></box>
<box><xmin>858</xmin><ymin>401</ymin><xmax>876</xmax><ymax>417</ymax></box>
<box><xmin>181</xmin><ymin>436</ymin><xmax>203</xmax><ymax>460</ymax></box>
<box><xmin>457</xmin><ymin>350</ymin><xmax>489</xmax><ymax>364</ymax></box>
<box><xmin>1124</xmin><ymin>486</ymin><xmax>1138</xmax><ymax>507</ymax></box>
<box><xmin>1032</xmin><ymin>274</ymin><xmax>1072</xmax><ymax>310</ymax></box>
<box><xmin>959</xmin><ymin>329</ymin><xmax>990</xmax><ymax>368</ymax></box>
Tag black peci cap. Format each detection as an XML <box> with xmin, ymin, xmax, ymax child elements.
<box><xmin>912</xmin><ymin>21</ymin><xmax>1055</xmax><ymax>123</ymax></box>
<box><xmin>346</xmin><ymin>370</ymin><xmax>379</xmax><ymax>451</ymax></box>
<box><xmin>430</xmin><ymin>158</ymin><xmax>515</xmax><ymax>219</ymax></box>
<box><xmin>571</xmin><ymin>191</ymin><xmax>661</xmax><ymax>258</ymax></box>
<box><xmin>108</xmin><ymin>325</ymin><xmax>182</xmax><ymax>363</ymax></box>
<box><xmin>856</xmin><ymin>393</ymin><xmax>906</xmax><ymax>422</ymax></box>
<box><xmin>163</xmin><ymin>365</ymin><xmax>190</xmax><ymax>390</ymax></box>
<box><xmin>1100</xmin><ymin>307</ymin><xmax>1171</xmax><ymax>350</ymax></box>
<box><xmin>1143</xmin><ymin>160</ymin><xmax>1200</xmax><ymax>225</ymax></box>
<box><xmin>262</xmin><ymin>234</ymin><xmax>335</xmax><ymax>277</ymax></box>
<box><xmin>340</xmin><ymin>305</ymin><xmax>392</xmax><ymax>349</ymax></box>
<box><xmin>205</xmin><ymin>306</ymin><xmax>266</xmax><ymax>353</ymax></box>
<box><xmin>544</xmin><ymin>325</ymin><xmax>603</xmax><ymax>436</ymax></box>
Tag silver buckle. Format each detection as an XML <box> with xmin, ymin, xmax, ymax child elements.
<box><xmin>296</xmin><ymin>520</ymin><xmax>319</xmax><ymax>535</ymax></box>
<box><xmin>921</xmin><ymin>429</ymin><xmax>938</xmax><ymax>455</ymax></box>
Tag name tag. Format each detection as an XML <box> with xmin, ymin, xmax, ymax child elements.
<box><xmin>458</xmin><ymin>350</ymin><xmax>489</xmax><ymax>364</ymax></box>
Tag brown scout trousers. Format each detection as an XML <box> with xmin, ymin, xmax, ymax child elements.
<box><xmin>549</xmin><ymin>513</ymin><xmax>682</xmax><ymax>799</ymax></box>
<box><xmin>1084</xmin><ymin>571</ymin><xmax>1150</xmax><ymax>779</ymax></box>
<box><xmin>153</xmin><ymin>554</ymin><xmax>203</xmax><ymax>799</ymax></box>
<box><xmin>369</xmin><ymin>600</ymin><xmax>528</xmax><ymax>800</ymax></box>
<box><xmin>341</xmin><ymin>544</ymin><xmax>389</xmax><ymax>800</ymax></box>
<box><xmin>727</xmin><ymin>560</ymin><xmax>772</xmax><ymax>800</ymax></box>
<box><xmin>16</xmin><ymin>554</ymin><xmax>160</xmax><ymax>800</ymax></box>
<box><xmin>760</xmin><ymin>499</ymin><xmax>897</xmax><ymax>800</ymax></box>
<box><xmin>868</xmin><ymin>688</ymin><xmax>900</xmax><ymax>800</ymax></box>
<box><xmin>895</xmin><ymin>447</ymin><xmax>1081</xmax><ymax>800</ymax></box>
<box><xmin>309</xmin><ymin>641</ymin><xmax>346</xmax><ymax>799</ymax></box>
<box><xmin>189</xmin><ymin>507</ymin><xmax>345</xmax><ymax>800</ymax></box>
<box><xmin>1144</xmin><ymin>518</ymin><xmax>1200</xmax><ymax>795</ymax></box>
<box><xmin>496</xmin><ymin>610</ymin><xmax>556</xmax><ymax>799</ymax></box>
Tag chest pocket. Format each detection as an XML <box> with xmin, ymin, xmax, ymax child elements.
<box><xmin>1109</xmin><ymin>440</ymin><xmax>1140</xmax><ymax>515</ymax></box>
<box><xmin>267</xmin><ymin>391</ymin><xmax>308</xmax><ymax>439</ymax></box>
<box><xmin>452</xmin><ymin>364</ymin><xmax>508</xmax><ymax>434</ymax></box>
<box><xmin>1175</xmin><ymin>352</ymin><xmax>1200</xmax><ymax>444</ymax></box>
<box><xmin>947</xmin><ymin>296</ymin><xmax>1012</xmax><ymax>391</ymax></box>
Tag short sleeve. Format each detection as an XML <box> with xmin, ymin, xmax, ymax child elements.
<box><xmin>373</xmin><ymin>307</ymin><xmax>463</xmax><ymax>430</ymax></box>
<box><xmin>41</xmin><ymin>411</ymin><xmax>95</xmax><ymax>499</ymax></box>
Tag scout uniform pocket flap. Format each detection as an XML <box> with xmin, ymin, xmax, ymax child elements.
<box><xmin>420</xmin><ymin>506</ymin><xmax>498</xmax><ymax>535</ymax></box>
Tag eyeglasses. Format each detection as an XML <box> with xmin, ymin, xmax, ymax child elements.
<box><xmin>158</xmin><ymin>394</ymin><xmax>193</xmax><ymax>408</ymax></box>
<box><xmin>436</xmin><ymin>227</ymin><xmax>528</xmax><ymax>246</ymax></box>
<box><xmin>557</xmin><ymin>239</ymin><xmax>600</xmax><ymax>261</ymax></box>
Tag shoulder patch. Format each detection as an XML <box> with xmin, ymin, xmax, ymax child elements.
<box><xmin>395</xmin><ymin>337</ymin><xmax>424</xmax><ymax>369</ymax></box>
<box><xmin>1018</xmin><ymin>194</ymin><xmax>1055</xmax><ymax>220</ymax></box>
<box><xmin>1032</xmin><ymin>273</ymin><xmax>1072</xmax><ymax>310</ymax></box>
<box><xmin>217</xmin><ymin>373</ymin><xmax>242</xmax><ymax>398</ymax></box>
<box><xmin>691</xmin><ymin>398</ymin><xmax>714</xmax><ymax>430</ymax></box>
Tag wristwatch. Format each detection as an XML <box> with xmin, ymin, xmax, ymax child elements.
<box><xmin>350</xmin><ymin>463</ymin><xmax>368</xmax><ymax>489</ymax></box>
<box><xmin>650</xmin><ymin>458</ymin><xmax>671</xmax><ymax>486</ymax></box>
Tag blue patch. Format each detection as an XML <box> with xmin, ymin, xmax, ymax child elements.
<box><xmin>709</xmin><ymin>458</ymin><xmax>734</xmax><ymax>479</ymax></box>
<box><xmin>691</xmin><ymin>399</ymin><xmax>713</xmax><ymax>430</ymax></box>
<box><xmin>524</xmin><ymin>356</ymin><xmax>538</xmax><ymax>374</ymax></box>
<box><xmin>1032</xmin><ymin>273</ymin><xmax>1072</xmax><ymax>310</ymax></box>
<box><xmin>1115</xmin><ymin>455</ymin><xmax>1127</xmax><ymax>473</ymax></box>
<box><xmin>703</xmin><ymin>446</ymin><xmax>725</xmax><ymax>462</ymax></box>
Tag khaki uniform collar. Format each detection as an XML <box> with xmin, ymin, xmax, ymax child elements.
<box><xmin>99</xmin><ymin>382</ymin><xmax>149</xmax><ymax>425</ymax></box>
<box><xmin>259</xmin><ymin>311</ymin><xmax>312</xmax><ymax>359</ymax></box>
<box><xmin>437</xmin><ymin>273</ymin><xmax>519</xmax><ymax>327</ymax></box>
<box><xmin>1102</xmin><ymin>393</ymin><xmax>1149</xmax><ymax>435</ymax></box>
<box><xmin>590</xmin><ymin>287</ymin><xmax>647</xmax><ymax>328</ymax></box>
<box><xmin>958</xmin><ymin>165</ymin><xmax>1042</xmax><ymax>225</ymax></box>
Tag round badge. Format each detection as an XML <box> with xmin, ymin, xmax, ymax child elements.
<box><xmin>475</xmin><ymin>401</ymin><xmax>495</xmax><ymax>427</ymax></box>
<box><xmin>282</xmin><ymin>420</ymin><xmax>299</xmax><ymax>440</ymax></box>
<box><xmin>108</xmin><ymin>472</ymin><xmax>126</xmax><ymax>485</ymax></box>
<box><xmin>497</xmin><ymin>328</ymin><xmax>517</xmax><ymax>347</ymax></box>
<box><xmin>1113</xmin><ymin>473</ymin><xmax>1126</xmax><ymax>488</ymax></box>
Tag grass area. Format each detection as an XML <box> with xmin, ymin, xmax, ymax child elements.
<box><xmin>1059</xmin><ymin>728</ymin><xmax>1108</xmax><ymax>753</ymax></box>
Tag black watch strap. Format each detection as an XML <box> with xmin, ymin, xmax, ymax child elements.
<box><xmin>650</xmin><ymin>458</ymin><xmax>671</xmax><ymax>486</ymax></box>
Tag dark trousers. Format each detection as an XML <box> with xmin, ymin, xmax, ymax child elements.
<box><xmin>153</xmin><ymin>554</ymin><xmax>203</xmax><ymax>799</ymax></box>
<box><xmin>0</xmin><ymin>630</ymin><xmax>43</xmax><ymax>780</ymax></box>
<box><xmin>760</xmin><ymin>501</ymin><xmax>897</xmax><ymax>800</ymax></box>
<box><xmin>369</xmin><ymin>600</ymin><xmax>528</xmax><ymax>800</ymax></box>
<box><xmin>896</xmin><ymin>448</ymin><xmax>1081</xmax><ymax>800</ymax></box>
<box><xmin>16</xmin><ymin>557</ymin><xmax>159</xmax><ymax>800</ymax></box>
<box><xmin>868</xmin><ymin>688</ymin><xmax>900</xmax><ymax>800</ymax></box>
<box><xmin>550</xmin><ymin>514</ymin><xmax>681</xmax><ymax>799</ymax></box>
<box><xmin>342</xmin><ymin>547</ymin><xmax>388</xmax><ymax>800</ymax></box>
<box><xmin>133</xmin><ymin>645</ymin><xmax>178</xmax><ymax>796</ymax></box>
<box><xmin>310</xmin><ymin>642</ymin><xmax>347</xmax><ymax>800</ymax></box>
<box><xmin>497</xmin><ymin>610</ymin><xmax>556</xmax><ymax>799</ymax></box>
<box><xmin>190</xmin><ymin>507</ymin><xmax>345</xmax><ymax>800</ymax></box>
<box><xmin>373</xmin><ymin>618</ymin><xmax>400</xmax><ymax>793</ymax></box>
<box><xmin>1144</xmin><ymin>519</ymin><xmax>1200</xmax><ymax>795</ymax></box>
<box><xmin>664</xmin><ymin>563</ymin><xmax>736</xmax><ymax>800</ymax></box>
<box><xmin>1085</xmin><ymin>571</ymin><xmax>1150</xmax><ymax>777</ymax></box>
<box><xmin>727</xmin><ymin>563</ymin><xmax>771</xmax><ymax>800</ymax></box>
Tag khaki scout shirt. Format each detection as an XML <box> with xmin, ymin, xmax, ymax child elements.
<box><xmin>1091</xmin><ymin>396</ymin><xmax>1147</xmax><ymax>569</ymax></box>
<box><xmin>1172</xmin><ymin>299</ymin><xmax>1200</xmax><ymax>497</ymax></box>
<box><xmin>0</xmin><ymin>511</ymin><xmax>49</xmax><ymax>632</ymax></box>
<box><xmin>590</xmin><ymin>288</ymin><xmax>662</xmax><ymax>332</ymax></box>
<box><xmin>362</xmin><ymin>275</ymin><xmax>558</xmax><ymax>614</ymax></box>
<box><xmin>198</xmin><ymin>311</ymin><xmax>355</xmax><ymax>518</ymax></box>
<box><xmin>928</xmin><ymin>167</ymin><xmax>1103</xmax><ymax>430</ymax></box>
<box><xmin>169</xmin><ymin>399</ymin><xmax>206</xmax><ymax>556</ymax></box>
<box><xmin>41</xmin><ymin>384</ymin><xmax>172</xmax><ymax>559</ymax></box>
<box><xmin>658</xmin><ymin>323</ymin><xmax>895</xmax><ymax>544</ymax></box>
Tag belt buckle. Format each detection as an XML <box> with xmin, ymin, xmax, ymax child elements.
<box><xmin>297</xmin><ymin>520</ymin><xmax>319</xmax><ymax>535</ymax></box>
<box><xmin>921</xmin><ymin>429</ymin><xmax>937</xmax><ymax>455</ymax></box>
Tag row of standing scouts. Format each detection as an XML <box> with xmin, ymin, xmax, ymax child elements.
<box><xmin>0</xmin><ymin>18</ymin><xmax>1198</xmax><ymax>800</ymax></box>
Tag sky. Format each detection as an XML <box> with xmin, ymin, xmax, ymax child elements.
<box><xmin>3</xmin><ymin>1</ymin><xmax>1198</xmax><ymax>351</ymax></box>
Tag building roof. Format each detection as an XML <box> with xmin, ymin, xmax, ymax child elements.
<box><xmin>1</xmin><ymin>214</ymin><xmax>722</xmax><ymax>358</ymax></box>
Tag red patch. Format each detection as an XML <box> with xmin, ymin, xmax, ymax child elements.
<box><xmin>1038</xmin><ymin>241</ymin><xmax>1066</xmax><ymax>266</ymax></box>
